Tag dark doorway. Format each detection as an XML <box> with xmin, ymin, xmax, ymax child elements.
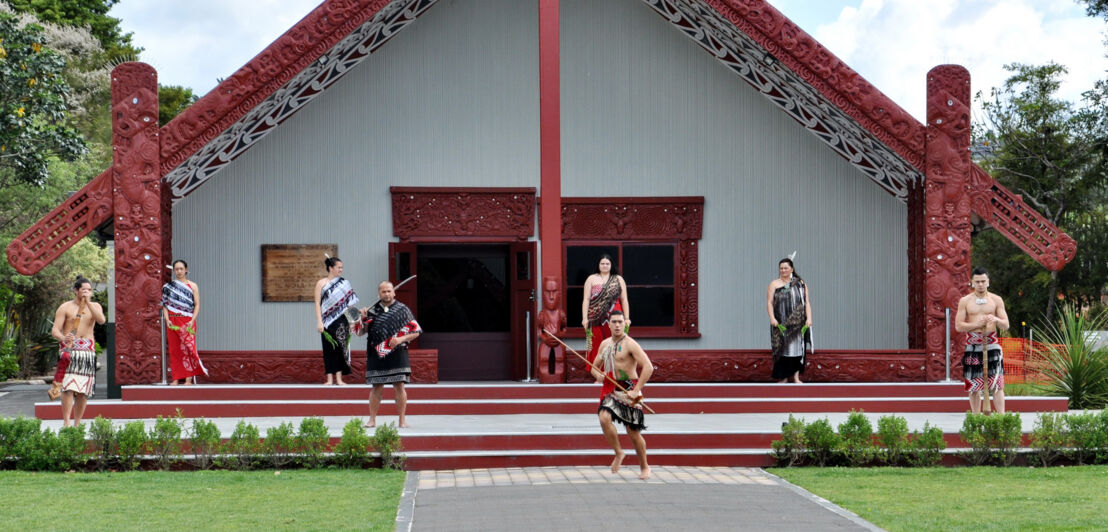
<box><xmin>416</xmin><ymin>244</ymin><xmax>511</xmax><ymax>380</ymax></box>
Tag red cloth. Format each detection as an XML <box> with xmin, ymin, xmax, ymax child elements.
<box><xmin>585</xmin><ymin>301</ymin><xmax>623</xmax><ymax>365</ymax></box>
<box><xmin>167</xmin><ymin>315</ymin><xmax>207</xmax><ymax>381</ymax></box>
<box><xmin>54</xmin><ymin>349</ymin><xmax>70</xmax><ymax>383</ymax></box>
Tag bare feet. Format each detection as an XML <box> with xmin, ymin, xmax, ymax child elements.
<box><xmin>364</xmin><ymin>420</ymin><xmax>376</xmax><ymax>428</ymax></box>
<box><xmin>336</xmin><ymin>380</ymin><xmax>346</xmax><ymax>386</ymax></box>
<box><xmin>323</xmin><ymin>381</ymin><xmax>333</xmax><ymax>386</ymax></box>
<box><xmin>639</xmin><ymin>466</ymin><xmax>652</xmax><ymax>480</ymax></box>
<box><xmin>398</xmin><ymin>421</ymin><xmax>410</xmax><ymax>428</ymax></box>
<box><xmin>610</xmin><ymin>451</ymin><xmax>625</xmax><ymax>473</ymax></box>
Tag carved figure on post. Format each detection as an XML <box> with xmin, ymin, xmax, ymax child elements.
<box><xmin>536</xmin><ymin>275</ymin><xmax>566</xmax><ymax>383</ymax></box>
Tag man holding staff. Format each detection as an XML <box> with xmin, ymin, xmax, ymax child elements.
<box><xmin>955</xmin><ymin>267</ymin><xmax>1009</xmax><ymax>414</ymax></box>
<box><xmin>591</xmin><ymin>310</ymin><xmax>653</xmax><ymax>480</ymax></box>
<box><xmin>50</xmin><ymin>276</ymin><xmax>106</xmax><ymax>427</ymax></box>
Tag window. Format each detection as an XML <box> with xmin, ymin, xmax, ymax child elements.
<box><xmin>561</xmin><ymin>197</ymin><xmax>703</xmax><ymax>338</ymax></box>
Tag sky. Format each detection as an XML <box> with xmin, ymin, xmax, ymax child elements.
<box><xmin>108</xmin><ymin>0</ymin><xmax>1108</xmax><ymax>122</ymax></box>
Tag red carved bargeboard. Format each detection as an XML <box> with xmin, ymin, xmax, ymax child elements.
<box><xmin>564</xmin><ymin>349</ymin><xmax>927</xmax><ymax>382</ymax></box>
<box><xmin>391</xmin><ymin>187</ymin><xmax>536</xmax><ymax>241</ymax></box>
<box><xmin>196</xmin><ymin>349</ymin><xmax>438</xmax><ymax>384</ymax></box>
<box><xmin>111</xmin><ymin>63</ymin><xmax>165</xmax><ymax>386</ymax></box>
<box><xmin>562</xmin><ymin>197</ymin><xmax>703</xmax><ymax>337</ymax></box>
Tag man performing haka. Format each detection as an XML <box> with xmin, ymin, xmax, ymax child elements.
<box><xmin>358</xmin><ymin>281</ymin><xmax>421</xmax><ymax>428</ymax></box>
<box><xmin>50</xmin><ymin>276</ymin><xmax>106</xmax><ymax>427</ymax></box>
<box><xmin>591</xmin><ymin>310</ymin><xmax>653</xmax><ymax>480</ymax></box>
<box><xmin>955</xmin><ymin>267</ymin><xmax>1010</xmax><ymax>414</ymax></box>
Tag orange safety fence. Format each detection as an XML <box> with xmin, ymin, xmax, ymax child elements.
<box><xmin>997</xmin><ymin>337</ymin><xmax>1058</xmax><ymax>384</ymax></box>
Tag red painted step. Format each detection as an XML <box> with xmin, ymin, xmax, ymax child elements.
<box><xmin>120</xmin><ymin>382</ymin><xmax>971</xmax><ymax>401</ymax></box>
<box><xmin>35</xmin><ymin>395</ymin><xmax>1067</xmax><ymax>419</ymax></box>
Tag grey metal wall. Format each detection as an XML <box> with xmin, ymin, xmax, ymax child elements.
<box><xmin>558</xmin><ymin>0</ymin><xmax>908</xmax><ymax>349</ymax></box>
<box><xmin>172</xmin><ymin>0</ymin><xmax>539</xmax><ymax>350</ymax></box>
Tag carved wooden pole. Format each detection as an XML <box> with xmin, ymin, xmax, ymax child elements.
<box><xmin>923</xmin><ymin>65</ymin><xmax>972</xmax><ymax>381</ymax></box>
<box><xmin>111</xmin><ymin>63</ymin><xmax>163</xmax><ymax>385</ymax></box>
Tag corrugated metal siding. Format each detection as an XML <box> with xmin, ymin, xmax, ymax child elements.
<box><xmin>558</xmin><ymin>0</ymin><xmax>908</xmax><ymax>349</ymax></box>
<box><xmin>173</xmin><ymin>0</ymin><xmax>539</xmax><ymax>350</ymax></box>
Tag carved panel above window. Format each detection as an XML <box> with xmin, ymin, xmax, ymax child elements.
<box><xmin>391</xmin><ymin>187</ymin><xmax>536</xmax><ymax>241</ymax></box>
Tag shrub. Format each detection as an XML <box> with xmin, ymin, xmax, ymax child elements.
<box><xmin>1</xmin><ymin>416</ymin><xmax>41</xmax><ymax>465</ymax></box>
<box><xmin>985</xmin><ymin>412</ymin><xmax>1022</xmax><ymax>466</ymax></box>
<box><xmin>88</xmin><ymin>416</ymin><xmax>116</xmax><ymax>470</ymax></box>
<box><xmin>838</xmin><ymin>410</ymin><xmax>876</xmax><ymax>467</ymax></box>
<box><xmin>223</xmin><ymin>420</ymin><xmax>262</xmax><ymax>470</ymax></box>
<box><xmin>1066</xmin><ymin>411</ymin><xmax>1101</xmax><ymax>465</ymax></box>
<box><xmin>960</xmin><ymin>413</ymin><xmax>991</xmax><ymax>466</ymax></box>
<box><xmin>296</xmin><ymin>417</ymin><xmax>330</xmax><ymax>469</ymax></box>
<box><xmin>1097</xmin><ymin>410</ymin><xmax>1108</xmax><ymax>465</ymax></box>
<box><xmin>1034</xmin><ymin>305</ymin><xmax>1108</xmax><ymax>410</ymax></box>
<box><xmin>802</xmin><ymin>418</ymin><xmax>840</xmax><ymax>467</ymax></box>
<box><xmin>371</xmin><ymin>422</ymin><xmax>404</xmax><ymax>470</ymax></box>
<box><xmin>189</xmin><ymin>418</ymin><xmax>221</xmax><ymax>470</ymax></box>
<box><xmin>53</xmin><ymin>426</ymin><xmax>88</xmax><ymax>471</ymax></box>
<box><xmin>334</xmin><ymin>418</ymin><xmax>371</xmax><ymax>468</ymax></box>
<box><xmin>908</xmin><ymin>423</ymin><xmax>945</xmax><ymax>467</ymax></box>
<box><xmin>771</xmin><ymin>414</ymin><xmax>806</xmax><ymax>467</ymax></box>
<box><xmin>148</xmin><ymin>413</ymin><xmax>184</xmax><ymax>470</ymax></box>
<box><xmin>9</xmin><ymin>417</ymin><xmax>44</xmax><ymax>470</ymax></box>
<box><xmin>0</xmin><ymin>348</ymin><xmax>18</xmax><ymax>381</ymax></box>
<box><xmin>1030</xmin><ymin>412</ymin><xmax>1068</xmax><ymax>467</ymax></box>
<box><xmin>264</xmin><ymin>422</ymin><xmax>297</xmax><ymax>469</ymax></box>
<box><xmin>876</xmin><ymin>415</ymin><xmax>910</xmax><ymax>466</ymax></box>
<box><xmin>116</xmin><ymin>420</ymin><xmax>149</xmax><ymax>471</ymax></box>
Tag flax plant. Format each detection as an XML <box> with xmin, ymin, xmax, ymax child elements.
<box><xmin>1033</xmin><ymin>304</ymin><xmax>1108</xmax><ymax>409</ymax></box>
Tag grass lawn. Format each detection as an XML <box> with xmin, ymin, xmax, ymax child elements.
<box><xmin>0</xmin><ymin>469</ymin><xmax>406</xmax><ymax>531</ymax></box>
<box><xmin>773</xmin><ymin>466</ymin><xmax>1108</xmax><ymax>531</ymax></box>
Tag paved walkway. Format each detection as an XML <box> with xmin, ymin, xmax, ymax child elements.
<box><xmin>401</xmin><ymin>466</ymin><xmax>882</xmax><ymax>531</ymax></box>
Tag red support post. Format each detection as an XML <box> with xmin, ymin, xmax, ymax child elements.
<box><xmin>111</xmin><ymin>63</ymin><xmax>164</xmax><ymax>385</ymax></box>
<box><xmin>923</xmin><ymin>65</ymin><xmax>972</xmax><ymax>381</ymax></box>
<box><xmin>538</xmin><ymin>0</ymin><xmax>563</xmax><ymax>382</ymax></box>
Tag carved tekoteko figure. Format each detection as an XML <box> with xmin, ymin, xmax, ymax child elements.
<box><xmin>536</xmin><ymin>275</ymin><xmax>566</xmax><ymax>383</ymax></box>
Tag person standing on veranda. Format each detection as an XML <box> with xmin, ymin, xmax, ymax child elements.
<box><xmin>582</xmin><ymin>254</ymin><xmax>630</xmax><ymax>367</ymax></box>
<box><xmin>162</xmin><ymin>259</ymin><xmax>207</xmax><ymax>385</ymax></box>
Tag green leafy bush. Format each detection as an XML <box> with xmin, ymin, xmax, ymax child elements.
<box><xmin>876</xmin><ymin>415</ymin><xmax>910</xmax><ymax>466</ymax></box>
<box><xmin>802</xmin><ymin>418</ymin><xmax>840</xmax><ymax>467</ymax></box>
<box><xmin>771</xmin><ymin>414</ymin><xmax>806</xmax><ymax>467</ymax></box>
<box><xmin>88</xmin><ymin>416</ymin><xmax>115</xmax><ymax>470</ymax></box>
<box><xmin>116</xmin><ymin>420</ymin><xmax>149</xmax><ymax>471</ymax></box>
<box><xmin>1035</xmin><ymin>305</ymin><xmax>1108</xmax><ymax>409</ymax></box>
<box><xmin>908</xmin><ymin>423</ymin><xmax>945</xmax><ymax>467</ymax></box>
<box><xmin>148</xmin><ymin>413</ymin><xmax>184</xmax><ymax>470</ymax></box>
<box><xmin>371</xmin><ymin>422</ymin><xmax>404</xmax><ymax>470</ymax></box>
<box><xmin>16</xmin><ymin>424</ymin><xmax>87</xmax><ymax>472</ymax></box>
<box><xmin>334</xmin><ymin>418</ymin><xmax>371</xmax><ymax>468</ymax></box>
<box><xmin>296</xmin><ymin>417</ymin><xmax>330</xmax><ymax>469</ymax></box>
<box><xmin>0</xmin><ymin>345</ymin><xmax>18</xmax><ymax>381</ymax></box>
<box><xmin>837</xmin><ymin>410</ymin><xmax>876</xmax><ymax>467</ymax></box>
<box><xmin>960</xmin><ymin>413</ymin><xmax>991</xmax><ymax>466</ymax></box>
<box><xmin>1096</xmin><ymin>410</ymin><xmax>1108</xmax><ymax>465</ymax></box>
<box><xmin>223</xmin><ymin>420</ymin><xmax>261</xmax><ymax>470</ymax></box>
<box><xmin>189</xmin><ymin>418</ymin><xmax>221</xmax><ymax>470</ymax></box>
<box><xmin>986</xmin><ymin>413</ymin><xmax>1022</xmax><ymax>466</ymax></box>
<box><xmin>1030</xmin><ymin>412</ymin><xmax>1068</xmax><ymax>467</ymax></box>
<box><xmin>264</xmin><ymin>422</ymin><xmax>296</xmax><ymax>469</ymax></box>
<box><xmin>1066</xmin><ymin>412</ymin><xmax>1101</xmax><ymax>465</ymax></box>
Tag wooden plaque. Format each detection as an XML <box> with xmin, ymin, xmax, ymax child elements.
<box><xmin>261</xmin><ymin>244</ymin><xmax>338</xmax><ymax>302</ymax></box>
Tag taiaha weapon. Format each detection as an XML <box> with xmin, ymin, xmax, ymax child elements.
<box><xmin>981</xmin><ymin>329</ymin><xmax>992</xmax><ymax>413</ymax></box>
<box><xmin>542</xmin><ymin>330</ymin><xmax>656</xmax><ymax>414</ymax></box>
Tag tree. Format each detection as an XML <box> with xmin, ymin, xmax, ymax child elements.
<box><xmin>4</xmin><ymin>0</ymin><xmax>139</xmax><ymax>61</ymax></box>
<box><xmin>158</xmin><ymin>84</ymin><xmax>196</xmax><ymax>126</ymax></box>
<box><xmin>0</xmin><ymin>12</ymin><xmax>88</xmax><ymax>187</ymax></box>
<box><xmin>973</xmin><ymin>63</ymin><xmax>1108</xmax><ymax>323</ymax></box>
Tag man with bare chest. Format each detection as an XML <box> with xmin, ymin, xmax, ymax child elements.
<box><xmin>591</xmin><ymin>311</ymin><xmax>653</xmax><ymax>480</ymax></box>
<box><xmin>955</xmin><ymin>267</ymin><xmax>1010</xmax><ymax>413</ymax></box>
<box><xmin>50</xmin><ymin>276</ymin><xmax>106</xmax><ymax>427</ymax></box>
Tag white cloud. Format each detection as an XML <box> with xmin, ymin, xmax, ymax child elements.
<box><xmin>808</xmin><ymin>0</ymin><xmax>1108</xmax><ymax>121</ymax></box>
<box><xmin>110</xmin><ymin>0</ymin><xmax>321</xmax><ymax>96</ymax></box>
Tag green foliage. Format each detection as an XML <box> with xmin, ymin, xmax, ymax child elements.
<box><xmin>148</xmin><ymin>412</ymin><xmax>183</xmax><ymax>470</ymax></box>
<box><xmin>875</xmin><ymin>415</ymin><xmax>910</xmax><ymax>466</ymax></box>
<box><xmin>1065</xmin><ymin>411</ymin><xmax>1103</xmax><ymax>465</ymax></box>
<box><xmin>88</xmin><ymin>415</ymin><xmax>114</xmax><ymax>470</ymax></box>
<box><xmin>837</xmin><ymin>410</ymin><xmax>876</xmax><ymax>467</ymax></box>
<box><xmin>4</xmin><ymin>0</ymin><xmax>140</xmax><ymax>61</ymax></box>
<box><xmin>333</xmin><ymin>418</ymin><xmax>370</xmax><ymax>468</ymax></box>
<box><xmin>158</xmin><ymin>84</ymin><xmax>196</xmax><ymax>126</ymax></box>
<box><xmin>1035</xmin><ymin>305</ymin><xmax>1108</xmax><ymax>409</ymax></box>
<box><xmin>370</xmin><ymin>422</ymin><xmax>404</xmax><ymax>470</ymax></box>
<box><xmin>802</xmin><ymin>418</ymin><xmax>840</xmax><ymax>467</ymax></box>
<box><xmin>263</xmin><ymin>421</ymin><xmax>296</xmax><ymax>469</ymax></box>
<box><xmin>115</xmin><ymin>419</ymin><xmax>147</xmax><ymax>471</ymax></box>
<box><xmin>14</xmin><ymin>424</ymin><xmax>85</xmax><ymax>471</ymax></box>
<box><xmin>0</xmin><ymin>13</ymin><xmax>87</xmax><ymax>186</ymax></box>
<box><xmin>1029</xmin><ymin>412</ymin><xmax>1068</xmax><ymax>467</ymax></box>
<box><xmin>959</xmin><ymin>413</ymin><xmax>991</xmax><ymax>466</ymax></box>
<box><xmin>188</xmin><ymin>418</ymin><xmax>220</xmax><ymax>471</ymax></box>
<box><xmin>296</xmin><ymin>417</ymin><xmax>330</xmax><ymax>469</ymax></box>
<box><xmin>222</xmin><ymin>420</ymin><xmax>261</xmax><ymax>471</ymax></box>
<box><xmin>770</xmin><ymin>414</ymin><xmax>806</xmax><ymax>467</ymax></box>
<box><xmin>960</xmin><ymin>412</ymin><xmax>1022</xmax><ymax>466</ymax></box>
<box><xmin>907</xmin><ymin>422</ymin><xmax>945</xmax><ymax>467</ymax></box>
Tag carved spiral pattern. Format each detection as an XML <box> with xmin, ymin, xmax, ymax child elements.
<box><xmin>390</xmin><ymin>188</ymin><xmax>536</xmax><ymax>240</ymax></box>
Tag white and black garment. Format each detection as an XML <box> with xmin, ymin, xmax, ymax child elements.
<box><xmin>161</xmin><ymin>280</ymin><xmax>195</xmax><ymax>316</ymax></box>
<box><xmin>320</xmin><ymin>277</ymin><xmax>359</xmax><ymax>328</ymax></box>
